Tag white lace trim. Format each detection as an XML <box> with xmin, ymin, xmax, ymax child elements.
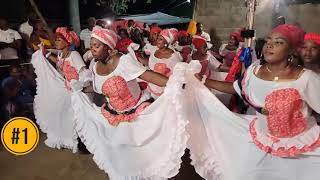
<box><xmin>32</xmin><ymin>50</ymin><xmax>78</xmax><ymax>153</ymax></box>
<box><xmin>73</xmin><ymin>62</ymin><xmax>190</xmax><ymax>179</ymax></box>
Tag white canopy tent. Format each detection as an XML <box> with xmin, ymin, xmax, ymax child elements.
<box><xmin>119</xmin><ymin>12</ymin><xmax>191</xmax><ymax>25</ymax></box>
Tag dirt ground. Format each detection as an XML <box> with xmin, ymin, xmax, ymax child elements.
<box><xmin>0</xmin><ymin>133</ymin><xmax>203</xmax><ymax>180</ymax></box>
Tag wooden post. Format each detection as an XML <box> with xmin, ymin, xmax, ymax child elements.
<box><xmin>68</xmin><ymin>0</ymin><xmax>81</xmax><ymax>34</ymax></box>
<box><xmin>28</xmin><ymin>0</ymin><xmax>51</xmax><ymax>34</ymax></box>
<box><xmin>241</xmin><ymin>0</ymin><xmax>256</xmax><ymax>73</ymax></box>
<box><xmin>192</xmin><ymin>0</ymin><xmax>198</xmax><ymax>21</ymax></box>
<box><xmin>28</xmin><ymin>0</ymin><xmax>54</xmax><ymax>43</ymax></box>
<box><xmin>246</xmin><ymin>0</ymin><xmax>256</xmax><ymax>48</ymax></box>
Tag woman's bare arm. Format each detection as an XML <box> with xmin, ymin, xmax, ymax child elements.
<box><xmin>139</xmin><ymin>70</ymin><xmax>168</xmax><ymax>87</ymax></box>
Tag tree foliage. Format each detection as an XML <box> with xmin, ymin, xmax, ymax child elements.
<box><xmin>93</xmin><ymin>0</ymin><xmax>130</xmax><ymax>15</ymax></box>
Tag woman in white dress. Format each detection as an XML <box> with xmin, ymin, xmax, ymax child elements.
<box><xmin>181</xmin><ymin>24</ymin><xmax>320</xmax><ymax>180</ymax></box>
<box><xmin>143</xmin><ymin>26</ymin><xmax>162</xmax><ymax>56</ymax></box>
<box><xmin>70</xmin><ymin>27</ymin><xmax>190</xmax><ymax>179</ymax></box>
<box><xmin>31</xmin><ymin>27</ymin><xmax>90</xmax><ymax>152</ymax></box>
<box><xmin>188</xmin><ymin>36</ymin><xmax>229</xmax><ymax>77</ymax></box>
<box><xmin>301</xmin><ymin>33</ymin><xmax>320</xmax><ymax>123</ymax></box>
<box><xmin>147</xmin><ymin>28</ymin><xmax>182</xmax><ymax>98</ymax></box>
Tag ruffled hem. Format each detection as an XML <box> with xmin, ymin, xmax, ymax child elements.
<box><xmin>190</xmin><ymin>152</ymin><xmax>222</xmax><ymax>180</ymax></box>
<box><xmin>44</xmin><ymin>136</ymin><xmax>78</xmax><ymax>153</ymax></box>
<box><xmin>250</xmin><ymin>118</ymin><xmax>320</xmax><ymax>157</ymax></box>
<box><xmin>73</xmin><ymin>73</ymin><xmax>189</xmax><ymax>179</ymax></box>
<box><xmin>32</xmin><ymin>50</ymin><xmax>78</xmax><ymax>153</ymax></box>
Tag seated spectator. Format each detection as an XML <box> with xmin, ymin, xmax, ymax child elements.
<box><xmin>80</xmin><ymin>17</ymin><xmax>96</xmax><ymax>53</ymax></box>
<box><xmin>30</xmin><ymin>20</ymin><xmax>53</xmax><ymax>52</ymax></box>
<box><xmin>4</xmin><ymin>65</ymin><xmax>35</xmax><ymax>104</ymax></box>
<box><xmin>0</xmin><ymin>77</ymin><xmax>24</xmax><ymax>121</ymax></box>
<box><xmin>19</xmin><ymin>13</ymin><xmax>37</xmax><ymax>40</ymax></box>
<box><xmin>0</xmin><ymin>17</ymin><xmax>22</xmax><ymax>66</ymax></box>
<box><xmin>19</xmin><ymin>13</ymin><xmax>38</xmax><ymax>59</ymax></box>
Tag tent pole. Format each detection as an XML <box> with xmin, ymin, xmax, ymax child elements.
<box><xmin>192</xmin><ymin>0</ymin><xmax>198</xmax><ymax>21</ymax></box>
<box><xmin>28</xmin><ymin>0</ymin><xmax>54</xmax><ymax>43</ymax></box>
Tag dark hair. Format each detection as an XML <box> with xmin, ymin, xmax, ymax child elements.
<box><xmin>9</xmin><ymin>65</ymin><xmax>22</xmax><ymax>73</ymax></box>
<box><xmin>255</xmin><ymin>38</ymin><xmax>266</xmax><ymax>60</ymax></box>
<box><xmin>118</xmin><ymin>28</ymin><xmax>129</xmax><ymax>37</ymax></box>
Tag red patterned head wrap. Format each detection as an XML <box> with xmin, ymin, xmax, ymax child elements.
<box><xmin>192</xmin><ymin>37</ymin><xmax>207</xmax><ymax>49</ymax></box>
<box><xmin>115</xmin><ymin>38</ymin><xmax>134</xmax><ymax>53</ymax></box>
<box><xmin>150</xmin><ymin>27</ymin><xmax>162</xmax><ymax>34</ymax></box>
<box><xmin>272</xmin><ymin>24</ymin><xmax>305</xmax><ymax>51</ymax></box>
<box><xmin>230</xmin><ymin>31</ymin><xmax>241</xmax><ymax>42</ymax></box>
<box><xmin>178</xmin><ymin>30</ymin><xmax>189</xmax><ymax>38</ymax></box>
<box><xmin>91</xmin><ymin>27</ymin><xmax>119</xmax><ymax>49</ymax></box>
<box><xmin>304</xmin><ymin>33</ymin><xmax>320</xmax><ymax>46</ymax></box>
<box><xmin>55</xmin><ymin>27</ymin><xmax>80</xmax><ymax>47</ymax></box>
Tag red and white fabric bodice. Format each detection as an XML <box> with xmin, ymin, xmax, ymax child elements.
<box><xmin>148</xmin><ymin>51</ymin><xmax>182</xmax><ymax>97</ymax></box>
<box><xmin>188</xmin><ymin>52</ymin><xmax>221</xmax><ymax>78</ymax></box>
<box><xmin>92</xmin><ymin>54</ymin><xmax>151</xmax><ymax>126</ymax></box>
<box><xmin>234</xmin><ymin>64</ymin><xmax>320</xmax><ymax>157</ymax></box>
<box><xmin>57</xmin><ymin>51</ymin><xmax>86</xmax><ymax>90</ymax></box>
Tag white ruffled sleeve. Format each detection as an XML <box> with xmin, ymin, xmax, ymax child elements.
<box><xmin>70</xmin><ymin>51</ymin><xmax>92</xmax><ymax>88</ymax></box>
<box><xmin>303</xmin><ymin>71</ymin><xmax>320</xmax><ymax>113</ymax></box>
<box><xmin>208</xmin><ymin>53</ymin><xmax>222</xmax><ymax>70</ymax></box>
<box><xmin>118</xmin><ymin>54</ymin><xmax>147</xmax><ymax>81</ymax></box>
<box><xmin>70</xmin><ymin>51</ymin><xmax>86</xmax><ymax>73</ymax></box>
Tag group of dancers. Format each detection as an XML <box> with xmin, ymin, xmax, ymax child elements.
<box><xmin>31</xmin><ymin>22</ymin><xmax>320</xmax><ymax>180</ymax></box>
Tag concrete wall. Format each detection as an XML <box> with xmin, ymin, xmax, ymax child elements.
<box><xmin>287</xmin><ymin>3</ymin><xmax>320</xmax><ymax>32</ymax></box>
<box><xmin>197</xmin><ymin>0</ymin><xmax>320</xmax><ymax>50</ymax></box>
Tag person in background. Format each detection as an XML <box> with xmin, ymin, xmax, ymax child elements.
<box><xmin>19</xmin><ymin>13</ymin><xmax>37</xmax><ymax>58</ymax></box>
<box><xmin>188</xmin><ymin>36</ymin><xmax>229</xmax><ymax>78</ymax></box>
<box><xmin>80</xmin><ymin>17</ymin><xmax>96</xmax><ymax>53</ymax></box>
<box><xmin>80</xmin><ymin>17</ymin><xmax>96</xmax><ymax>65</ymax></box>
<box><xmin>127</xmin><ymin>19</ymin><xmax>136</xmax><ymax>35</ymax></box>
<box><xmin>19</xmin><ymin>13</ymin><xmax>37</xmax><ymax>40</ymax></box>
<box><xmin>96</xmin><ymin>19</ymin><xmax>107</xmax><ymax>29</ymax></box>
<box><xmin>143</xmin><ymin>26</ymin><xmax>161</xmax><ymax>56</ymax></box>
<box><xmin>130</xmin><ymin>27</ymin><xmax>145</xmax><ymax>51</ymax></box>
<box><xmin>174</xmin><ymin>30</ymin><xmax>192</xmax><ymax>62</ymax></box>
<box><xmin>147</xmin><ymin>29</ymin><xmax>182</xmax><ymax>98</ymax></box>
<box><xmin>0</xmin><ymin>17</ymin><xmax>22</xmax><ymax>66</ymax></box>
<box><xmin>301</xmin><ymin>33</ymin><xmax>320</xmax><ymax>73</ymax></box>
<box><xmin>300</xmin><ymin>32</ymin><xmax>320</xmax><ymax>124</ymax></box>
<box><xmin>216</xmin><ymin>31</ymin><xmax>242</xmax><ymax>67</ymax></box>
<box><xmin>0</xmin><ymin>77</ymin><xmax>23</xmax><ymax>121</ymax></box>
<box><xmin>196</xmin><ymin>22</ymin><xmax>211</xmax><ymax>42</ymax></box>
<box><xmin>30</xmin><ymin>20</ymin><xmax>54</xmax><ymax>52</ymax></box>
<box><xmin>115</xmin><ymin>28</ymin><xmax>133</xmax><ymax>54</ymax></box>
<box><xmin>118</xmin><ymin>28</ymin><xmax>130</xmax><ymax>40</ymax></box>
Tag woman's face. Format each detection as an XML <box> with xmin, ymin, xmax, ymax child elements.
<box><xmin>149</xmin><ymin>32</ymin><xmax>159</xmax><ymax>44</ymax></box>
<box><xmin>90</xmin><ymin>37</ymin><xmax>110</xmax><ymax>61</ymax></box>
<box><xmin>198</xmin><ymin>44</ymin><xmax>208</xmax><ymax>55</ymax></box>
<box><xmin>156</xmin><ymin>35</ymin><xmax>167</xmax><ymax>49</ymax></box>
<box><xmin>55</xmin><ymin>36</ymin><xmax>69</xmax><ymax>50</ymax></box>
<box><xmin>35</xmin><ymin>21</ymin><xmax>44</xmax><ymax>31</ymax></box>
<box><xmin>300</xmin><ymin>40</ymin><xmax>320</xmax><ymax>64</ymax></box>
<box><xmin>119</xmin><ymin>30</ymin><xmax>129</xmax><ymax>40</ymax></box>
<box><xmin>262</xmin><ymin>32</ymin><xmax>291</xmax><ymax>64</ymax></box>
<box><xmin>228</xmin><ymin>36</ymin><xmax>238</xmax><ymax>47</ymax></box>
